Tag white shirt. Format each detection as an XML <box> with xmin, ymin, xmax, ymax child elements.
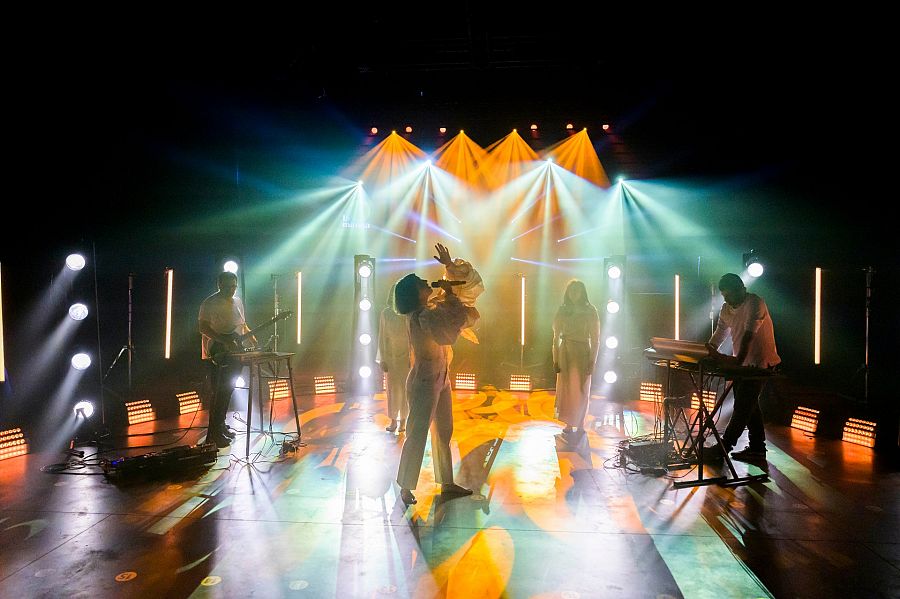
<box><xmin>198</xmin><ymin>292</ymin><xmax>247</xmax><ymax>360</ymax></box>
<box><xmin>709</xmin><ymin>292</ymin><xmax>781</xmax><ymax>368</ymax></box>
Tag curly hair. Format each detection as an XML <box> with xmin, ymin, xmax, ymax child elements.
<box><xmin>393</xmin><ymin>273</ymin><xmax>424</xmax><ymax>315</ymax></box>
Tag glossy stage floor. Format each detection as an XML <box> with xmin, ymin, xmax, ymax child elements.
<box><xmin>1</xmin><ymin>388</ymin><xmax>898</xmax><ymax>598</ymax></box>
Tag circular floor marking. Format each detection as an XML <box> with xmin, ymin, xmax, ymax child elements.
<box><xmin>289</xmin><ymin>580</ymin><xmax>309</xmax><ymax>590</ymax></box>
<box><xmin>201</xmin><ymin>576</ymin><xmax>222</xmax><ymax>586</ymax></box>
<box><xmin>115</xmin><ymin>571</ymin><xmax>137</xmax><ymax>582</ymax></box>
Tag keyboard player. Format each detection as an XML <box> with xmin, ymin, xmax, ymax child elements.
<box><xmin>704</xmin><ymin>273</ymin><xmax>781</xmax><ymax>463</ymax></box>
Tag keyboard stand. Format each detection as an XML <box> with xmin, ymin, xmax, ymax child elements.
<box><xmin>232</xmin><ymin>351</ymin><xmax>301</xmax><ymax>459</ymax></box>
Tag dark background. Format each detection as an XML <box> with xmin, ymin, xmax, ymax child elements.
<box><xmin>2</xmin><ymin>9</ymin><xmax>896</xmax><ymax>446</ymax></box>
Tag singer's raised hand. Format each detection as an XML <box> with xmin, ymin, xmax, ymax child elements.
<box><xmin>434</xmin><ymin>243</ymin><xmax>452</xmax><ymax>266</ymax></box>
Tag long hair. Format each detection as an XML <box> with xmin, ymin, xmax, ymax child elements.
<box><xmin>562</xmin><ymin>279</ymin><xmax>589</xmax><ymax>306</ymax></box>
<box><xmin>393</xmin><ymin>273</ymin><xmax>422</xmax><ymax>315</ymax></box>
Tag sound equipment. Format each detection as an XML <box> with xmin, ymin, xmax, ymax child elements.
<box><xmin>101</xmin><ymin>442</ymin><xmax>218</xmax><ymax>479</ymax></box>
<box><xmin>624</xmin><ymin>440</ymin><xmax>673</xmax><ymax>466</ymax></box>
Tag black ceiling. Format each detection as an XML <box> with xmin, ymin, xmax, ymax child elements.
<box><xmin>7</xmin><ymin>8</ymin><xmax>891</xmax><ymax>241</ymax></box>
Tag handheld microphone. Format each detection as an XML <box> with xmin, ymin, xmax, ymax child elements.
<box><xmin>431</xmin><ymin>280</ymin><xmax>466</xmax><ymax>288</ymax></box>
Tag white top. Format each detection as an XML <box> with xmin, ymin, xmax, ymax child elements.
<box><xmin>198</xmin><ymin>292</ymin><xmax>247</xmax><ymax>360</ymax></box>
<box><xmin>709</xmin><ymin>292</ymin><xmax>781</xmax><ymax>368</ymax></box>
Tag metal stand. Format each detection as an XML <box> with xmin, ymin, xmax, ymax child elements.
<box><xmin>862</xmin><ymin>266</ymin><xmax>873</xmax><ymax>402</ymax></box>
<box><xmin>657</xmin><ymin>358</ymin><xmax>769</xmax><ymax>488</ymax></box>
<box><xmin>102</xmin><ymin>273</ymin><xmax>135</xmax><ymax>398</ymax></box>
<box><xmin>269</xmin><ymin>274</ymin><xmax>281</xmax><ymax>352</ymax></box>
<box><xmin>237</xmin><ymin>352</ymin><xmax>301</xmax><ymax>459</ymax></box>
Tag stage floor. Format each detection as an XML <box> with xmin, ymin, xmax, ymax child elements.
<box><xmin>1</xmin><ymin>389</ymin><xmax>898</xmax><ymax>598</ymax></box>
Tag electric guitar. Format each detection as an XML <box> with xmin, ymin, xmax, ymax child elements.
<box><xmin>209</xmin><ymin>310</ymin><xmax>293</xmax><ymax>366</ymax></box>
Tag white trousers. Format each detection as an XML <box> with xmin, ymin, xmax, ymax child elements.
<box><xmin>396</xmin><ymin>364</ymin><xmax>454</xmax><ymax>490</ymax></box>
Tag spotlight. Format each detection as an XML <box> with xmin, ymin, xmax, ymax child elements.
<box><xmin>359</xmin><ymin>298</ymin><xmax>372</xmax><ymax>311</ymax></box>
<box><xmin>616</xmin><ymin>175</ymin><xmax>626</xmax><ymax>183</ymax></box>
<box><xmin>223</xmin><ymin>260</ymin><xmax>239</xmax><ymax>274</ymax></box>
<box><xmin>438</xmin><ymin>127</ymin><xmax>447</xmax><ymax>134</ymax></box>
<box><xmin>606</xmin><ymin>300</ymin><xmax>620</xmax><ymax>314</ymax></box>
<box><xmin>565</xmin><ymin>123</ymin><xmax>574</xmax><ymax>130</ymax></box>
<box><xmin>359</xmin><ymin>366</ymin><xmax>372</xmax><ymax>378</ymax></box>
<box><xmin>73</xmin><ymin>400</ymin><xmax>95</xmax><ymax>418</ymax></box>
<box><xmin>530</xmin><ymin>123</ymin><xmax>538</xmax><ymax>130</ymax></box>
<box><xmin>603</xmin><ymin>371</ymin><xmax>618</xmax><ymax>384</ymax></box>
<box><xmin>68</xmin><ymin>303</ymin><xmax>89</xmax><ymax>321</ymax></box>
<box><xmin>358</xmin><ymin>263</ymin><xmax>372</xmax><ymax>278</ymax></box>
<box><xmin>65</xmin><ymin>254</ymin><xmax>86</xmax><ymax>271</ymax></box>
<box><xmin>602</xmin><ymin>123</ymin><xmax>610</xmax><ymax>131</ymax></box>
<box><xmin>607</xmin><ymin>265</ymin><xmax>622</xmax><ymax>280</ymax></box>
<box><xmin>605</xmin><ymin>336</ymin><xmax>619</xmax><ymax>349</ymax></box>
<box><xmin>358</xmin><ymin>333</ymin><xmax>372</xmax><ymax>346</ymax></box>
<box><xmin>405</xmin><ymin>126</ymin><xmax>413</xmax><ymax>134</ymax></box>
<box><xmin>743</xmin><ymin>250</ymin><xmax>764</xmax><ymax>278</ymax></box>
<box><xmin>370</xmin><ymin>127</ymin><xmax>378</xmax><ymax>135</ymax></box>
<box><xmin>71</xmin><ymin>353</ymin><xmax>91</xmax><ymax>370</ymax></box>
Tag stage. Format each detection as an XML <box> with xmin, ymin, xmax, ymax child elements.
<box><xmin>1</xmin><ymin>388</ymin><xmax>897</xmax><ymax>598</ymax></box>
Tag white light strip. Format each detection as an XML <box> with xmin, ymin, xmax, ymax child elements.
<box><xmin>520</xmin><ymin>276</ymin><xmax>526</xmax><ymax>346</ymax></box>
<box><xmin>164</xmin><ymin>268</ymin><xmax>174</xmax><ymax>359</ymax></box>
<box><xmin>674</xmin><ymin>274</ymin><xmax>680</xmax><ymax>341</ymax></box>
<box><xmin>814</xmin><ymin>267</ymin><xmax>821</xmax><ymax>365</ymax></box>
<box><xmin>296</xmin><ymin>271</ymin><xmax>302</xmax><ymax>344</ymax></box>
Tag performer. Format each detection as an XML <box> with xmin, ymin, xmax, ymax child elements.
<box><xmin>394</xmin><ymin>243</ymin><xmax>481</xmax><ymax>505</ymax></box>
<box><xmin>551</xmin><ymin>279</ymin><xmax>600</xmax><ymax>440</ymax></box>
<box><xmin>377</xmin><ymin>282</ymin><xmax>410</xmax><ymax>433</ymax></box>
<box><xmin>706</xmin><ymin>273</ymin><xmax>781</xmax><ymax>462</ymax></box>
<box><xmin>198</xmin><ymin>271</ymin><xmax>256</xmax><ymax>449</ymax></box>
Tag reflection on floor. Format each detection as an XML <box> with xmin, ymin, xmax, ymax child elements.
<box><xmin>1</xmin><ymin>389</ymin><xmax>898</xmax><ymax>598</ymax></box>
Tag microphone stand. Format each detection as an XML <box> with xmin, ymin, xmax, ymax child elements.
<box><xmin>862</xmin><ymin>266</ymin><xmax>873</xmax><ymax>402</ymax></box>
<box><xmin>270</xmin><ymin>274</ymin><xmax>280</xmax><ymax>352</ymax></box>
<box><xmin>102</xmin><ymin>273</ymin><xmax>135</xmax><ymax>398</ymax></box>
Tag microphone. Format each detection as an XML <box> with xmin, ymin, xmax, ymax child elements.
<box><xmin>431</xmin><ymin>280</ymin><xmax>466</xmax><ymax>288</ymax></box>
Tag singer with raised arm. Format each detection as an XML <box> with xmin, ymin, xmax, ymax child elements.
<box><xmin>198</xmin><ymin>271</ymin><xmax>257</xmax><ymax>449</ymax></box>
<box><xmin>704</xmin><ymin>273</ymin><xmax>781</xmax><ymax>463</ymax></box>
<box><xmin>393</xmin><ymin>243</ymin><xmax>482</xmax><ymax>505</ymax></box>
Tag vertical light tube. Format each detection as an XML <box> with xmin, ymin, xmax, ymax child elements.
<box><xmin>520</xmin><ymin>275</ymin><xmax>526</xmax><ymax>346</ymax></box>
<box><xmin>296</xmin><ymin>271</ymin><xmax>302</xmax><ymax>344</ymax></box>
<box><xmin>164</xmin><ymin>268</ymin><xmax>174</xmax><ymax>359</ymax></box>
<box><xmin>674</xmin><ymin>274</ymin><xmax>681</xmax><ymax>340</ymax></box>
<box><xmin>0</xmin><ymin>263</ymin><xmax>5</xmax><ymax>382</ymax></box>
<box><xmin>814</xmin><ymin>267</ymin><xmax>821</xmax><ymax>365</ymax></box>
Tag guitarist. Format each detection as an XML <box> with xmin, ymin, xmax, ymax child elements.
<box><xmin>199</xmin><ymin>271</ymin><xmax>257</xmax><ymax>448</ymax></box>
